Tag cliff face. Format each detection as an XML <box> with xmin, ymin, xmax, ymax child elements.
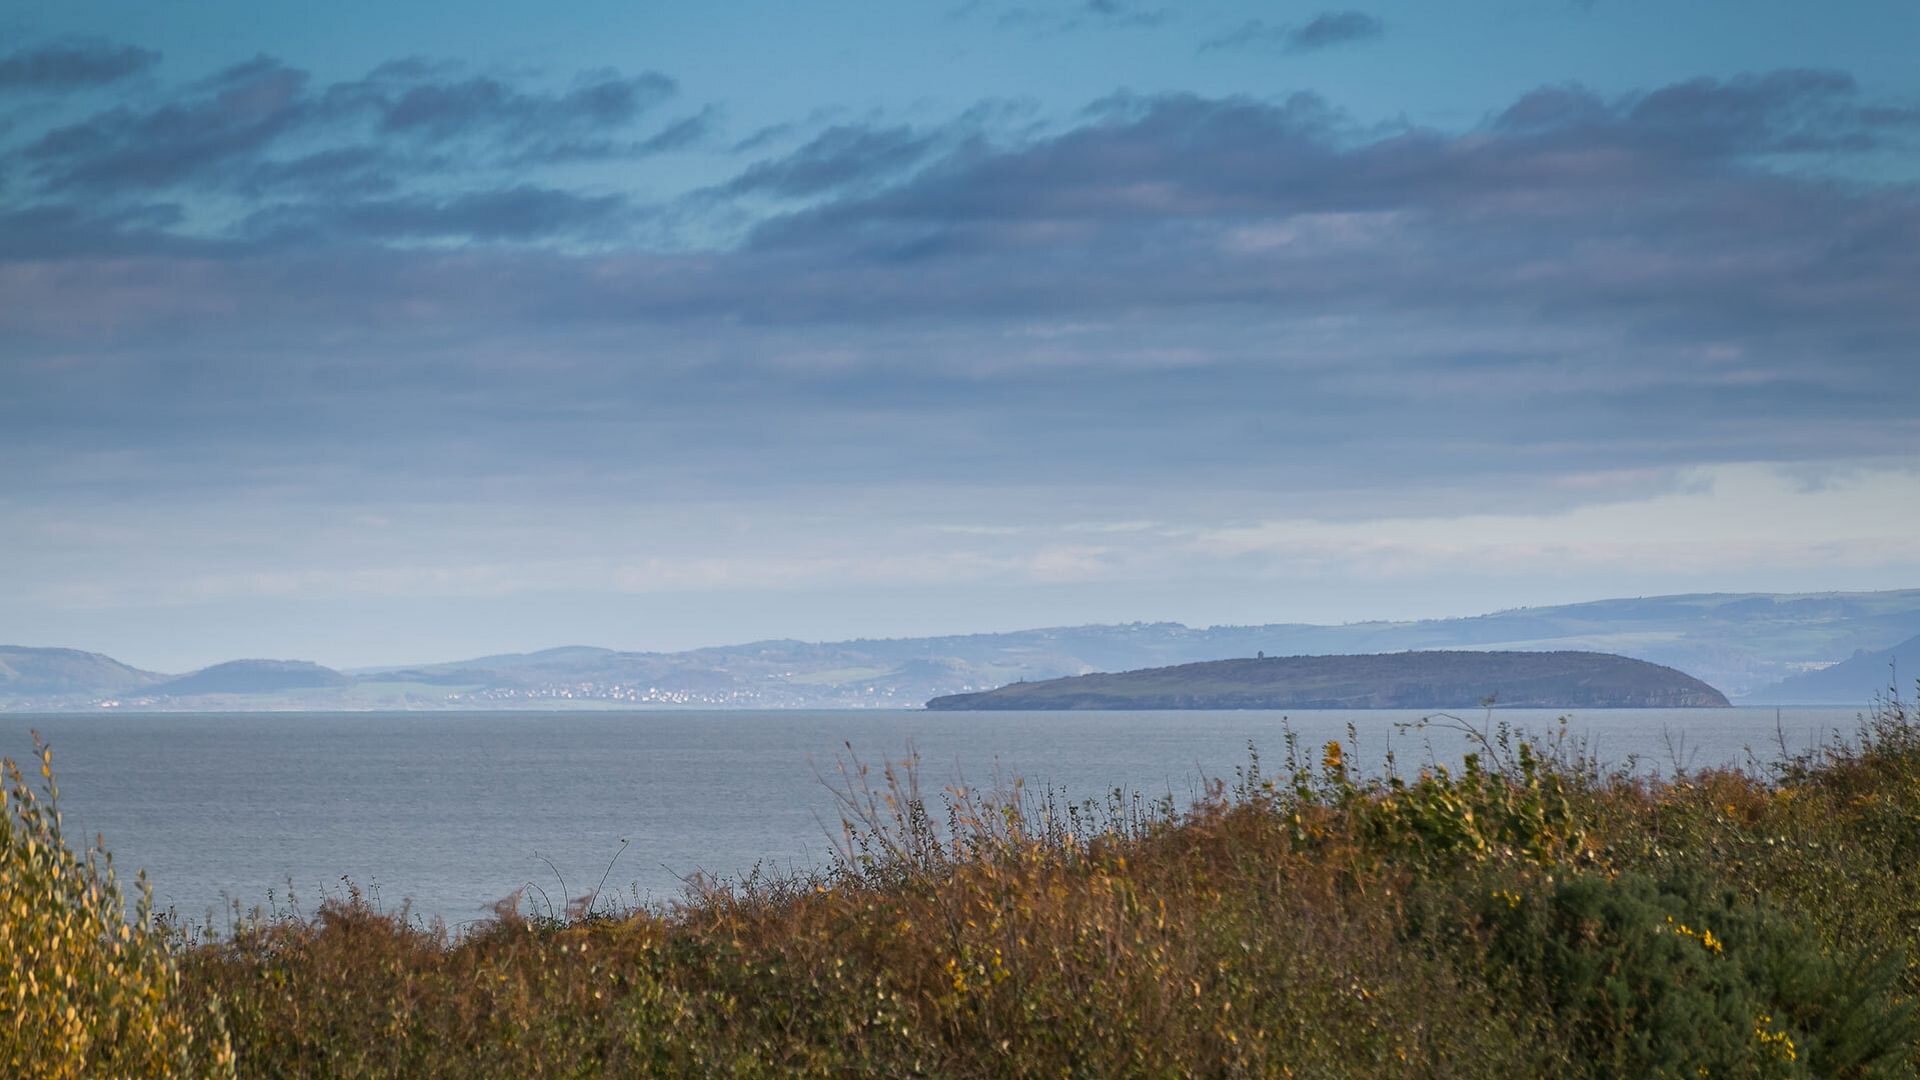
<box><xmin>926</xmin><ymin>651</ymin><xmax>1731</xmax><ymax>711</ymax></box>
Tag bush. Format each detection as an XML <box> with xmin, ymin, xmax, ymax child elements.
<box><xmin>1</xmin><ymin>735</ymin><xmax>233</xmax><ymax>1078</ymax></box>
<box><xmin>20</xmin><ymin>702</ymin><xmax>1920</xmax><ymax>1077</ymax></box>
<box><xmin>1475</xmin><ymin>868</ymin><xmax>1915</xmax><ymax>1078</ymax></box>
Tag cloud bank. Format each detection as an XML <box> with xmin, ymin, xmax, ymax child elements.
<box><xmin>2</xmin><ymin>40</ymin><xmax>1917</xmax><ymax>663</ymax></box>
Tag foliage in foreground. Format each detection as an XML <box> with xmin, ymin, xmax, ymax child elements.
<box><xmin>10</xmin><ymin>700</ymin><xmax>1920</xmax><ymax>1077</ymax></box>
<box><xmin>0</xmin><ymin>738</ymin><xmax>234</xmax><ymax>1079</ymax></box>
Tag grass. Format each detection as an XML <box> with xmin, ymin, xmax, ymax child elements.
<box><xmin>9</xmin><ymin>699</ymin><xmax>1920</xmax><ymax>1077</ymax></box>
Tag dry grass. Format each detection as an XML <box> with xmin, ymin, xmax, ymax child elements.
<box><xmin>10</xmin><ymin>701</ymin><xmax>1920</xmax><ymax>1076</ymax></box>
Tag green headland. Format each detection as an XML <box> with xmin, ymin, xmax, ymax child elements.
<box><xmin>927</xmin><ymin>650</ymin><xmax>1731</xmax><ymax>710</ymax></box>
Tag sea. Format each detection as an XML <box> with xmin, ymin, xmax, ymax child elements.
<box><xmin>0</xmin><ymin>707</ymin><xmax>1877</xmax><ymax>932</ymax></box>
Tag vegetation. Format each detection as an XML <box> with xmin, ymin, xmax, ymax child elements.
<box><xmin>1</xmin><ymin>737</ymin><xmax>233</xmax><ymax>1078</ymax></box>
<box><xmin>9</xmin><ymin>698</ymin><xmax>1920</xmax><ymax>1076</ymax></box>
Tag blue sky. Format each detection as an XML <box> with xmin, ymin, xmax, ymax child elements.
<box><xmin>3</xmin><ymin>0</ymin><xmax>1918</xmax><ymax>671</ymax></box>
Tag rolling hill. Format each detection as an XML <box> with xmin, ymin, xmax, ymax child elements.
<box><xmin>145</xmin><ymin>660</ymin><xmax>350</xmax><ymax>697</ymax></box>
<box><xmin>4</xmin><ymin>588</ymin><xmax>1917</xmax><ymax>710</ymax></box>
<box><xmin>1743</xmin><ymin>633</ymin><xmax>1920</xmax><ymax>705</ymax></box>
<box><xmin>0</xmin><ymin>647</ymin><xmax>161</xmax><ymax>698</ymax></box>
<box><xmin>926</xmin><ymin>651</ymin><xmax>1731</xmax><ymax>711</ymax></box>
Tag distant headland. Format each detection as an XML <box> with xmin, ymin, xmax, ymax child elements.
<box><xmin>925</xmin><ymin>651</ymin><xmax>1731</xmax><ymax>710</ymax></box>
<box><xmin>10</xmin><ymin>588</ymin><xmax>1916</xmax><ymax>711</ymax></box>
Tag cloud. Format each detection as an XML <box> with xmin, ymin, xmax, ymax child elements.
<box><xmin>1496</xmin><ymin>70</ymin><xmax>1917</xmax><ymax>154</ymax></box>
<box><xmin>637</xmin><ymin>107</ymin><xmax>720</xmax><ymax>154</ymax></box>
<box><xmin>24</xmin><ymin>56</ymin><xmax>316</xmax><ymax>191</ymax></box>
<box><xmin>1202</xmin><ymin>11</ymin><xmax>1384</xmax><ymax>54</ymax></box>
<box><xmin>725</xmin><ymin>76</ymin><xmax>1917</xmax><ymax>346</ymax></box>
<box><xmin>720</xmin><ymin>124</ymin><xmax>944</xmax><ymax>198</ymax></box>
<box><xmin>6</xmin><ymin>38</ymin><xmax>1919</xmax><ymax>660</ymax></box>
<box><xmin>0</xmin><ymin>40</ymin><xmax>158</xmax><ymax>92</ymax></box>
<box><xmin>960</xmin><ymin>0</ymin><xmax>1169</xmax><ymax>34</ymax></box>
<box><xmin>242</xmin><ymin>185</ymin><xmax>632</xmax><ymax>243</ymax></box>
<box><xmin>0</xmin><ymin>54</ymin><xmax>688</xmax><ymax>247</ymax></box>
<box><xmin>1077</xmin><ymin>0</ymin><xmax>1168</xmax><ymax>28</ymax></box>
<box><xmin>1199</xmin><ymin>21</ymin><xmax>1285</xmax><ymax>52</ymax></box>
<box><xmin>11</xmin><ymin>55</ymin><xmax>680</xmax><ymax>197</ymax></box>
<box><xmin>9</xmin><ymin>69</ymin><xmax>1916</xmax><ymax>330</ymax></box>
<box><xmin>1287</xmin><ymin>11</ymin><xmax>1385</xmax><ymax>52</ymax></box>
<box><xmin>1184</xmin><ymin>464</ymin><xmax>1920</xmax><ymax>581</ymax></box>
<box><xmin>233</xmin><ymin>146</ymin><xmax>400</xmax><ymax>198</ymax></box>
<box><xmin>369</xmin><ymin>69</ymin><xmax>676</xmax><ymax>143</ymax></box>
<box><xmin>0</xmin><ymin>202</ymin><xmax>198</xmax><ymax>258</ymax></box>
<box><xmin>730</xmin><ymin>122</ymin><xmax>795</xmax><ymax>154</ymax></box>
<box><xmin>2</xmin><ymin>70</ymin><xmax>1917</xmax><ymax>527</ymax></box>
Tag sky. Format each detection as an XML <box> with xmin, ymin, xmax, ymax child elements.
<box><xmin>3</xmin><ymin>0</ymin><xmax>1918</xmax><ymax>672</ymax></box>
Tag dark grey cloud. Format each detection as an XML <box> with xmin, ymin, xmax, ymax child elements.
<box><xmin>1288</xmin><ymin>11</ymin><xmax>1384</xmax><ymax>51</ymax></box>
<box><xmin>25</xmin><ymin>56</ymin><xmax>315</xmax><ymax>190</ymax></box>
<box><xmin>730</xmin><ymin>122</ymin><xmax>795</xmax><ymax>154</ymax></box>
<box><xmin>0</xmin><ymin>40</ymin><xmax>158</xmax><ymax>91</ymax></box>
<box><xmin>12</xmin><ymin>56</ymin><xmax>679</xmax><ymax>196</ymax></box>
<box><xmin>3</xmin><ymin>68</ymin><xmax>1915</xmax><ymax>452</ymax></box>
<box><xmin>496</xmin><ymin>108</ymin><xmax>722</xmax><ymax>167</ymax></box>
<box><xmin>750</xmin><ymin>74</ymin><xmax>1909</xmax><ymax>254</ymax></box>
<box><xmin>961</xmin><ymin>0</ymin><xmax>1168</xmax><ymax>34</ymax></box>
<box><xmin>1078</xmin><ymin>0</ymin><xmax>1169</xmax><ymax>27</ymax></box>
<box><xmin>720</xmin><ymin>124</ymin><xmax>944</xmax><ymax>198</ymax></box>
<box><xmin>1497</xmin><ymin>70</ymin><xmax>1917</xmax><ymax>155</ymax></box>
<box><xmin>233</xmin><ymin>146</ymin><xmax>404</xmax><ymax>198</ymax></box>
<box><xmin>637</xmin><ymin>107</ymin><xmax>720</xmax><ymax>153</ymax></box>
<box><xmin>368</xmin><ymin>69</ymin><xmax>675</xmax><ymax>142</ymax></box>
<box><xmin>1198</xmin><ymin>20</ymin><xmax>1284</xmax><ymax>52</ymax></box>
<box><xmin>1202</xmin><ymin>12</ymin><xmax>1384</xmax><ymax>53</ymax></box>
<box><xmin>1</xmin><ymin>54</ymin><xmax>687</xmax><ymax>247</ymax></box>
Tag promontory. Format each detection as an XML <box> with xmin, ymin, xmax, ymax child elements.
<box><xmin>925</xmin><ymin>650</ymin><xmax>1730</xmax><ymax>710</ymax></box>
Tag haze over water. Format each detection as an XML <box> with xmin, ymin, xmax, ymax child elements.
<box><xmin>6</xmin><ymin>707</ymin><xmax>1869</xmax><ymax>930</ymax></box>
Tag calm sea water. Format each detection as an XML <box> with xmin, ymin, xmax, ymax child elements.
<box><xmin>1</xmin><ymin>707</ymin><xmax>1873</xmax><ymax>930</ymax></box>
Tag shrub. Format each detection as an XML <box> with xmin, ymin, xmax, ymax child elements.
<box><xmin>23</xmin><ymin>702</ymin><xmax>1920</xmax><ymax>1077</ymax></box>
<box><xmin>1474</xmin><ymin>868</ymin><xmax>1916</xmax><ymax>1078</ymax></box>
<box><xmin>1</xmin><ymin>736</ymin><xmax>233</xmax><ymax>1078</ymax></box>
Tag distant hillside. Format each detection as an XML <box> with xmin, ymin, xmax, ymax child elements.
<box><xmin>1744</xmin><ymin>634</ymin><xmax>1920</xmax><ymax>705</ymax></box>
<box><xmin>356</xmin><ymin>646</ymin><xmax>623</xmax><ymax>675</ymax></box>
<box><xmin>6</xmin><ymin>588</ymin><xmax>1916</xmax><ymax>710</ymax></box>
<box><xmin>0</xmin><ymin>646</ymin><xmax>161</xmax><ymax>697</ymax></box>
<box><xmin>927</xmin><ymin>652</ymin><xmax>1731</xmax><ymax>711</ymax></box>
<box><xmin>335</xmin><ymin>589</ymin><xmax>1920</xmax><ymax>708</ymax></box>
<box><xmin>147</xmin><ymin>660</ymin><xmax>349</xmax><ymax>697</ymax></box>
